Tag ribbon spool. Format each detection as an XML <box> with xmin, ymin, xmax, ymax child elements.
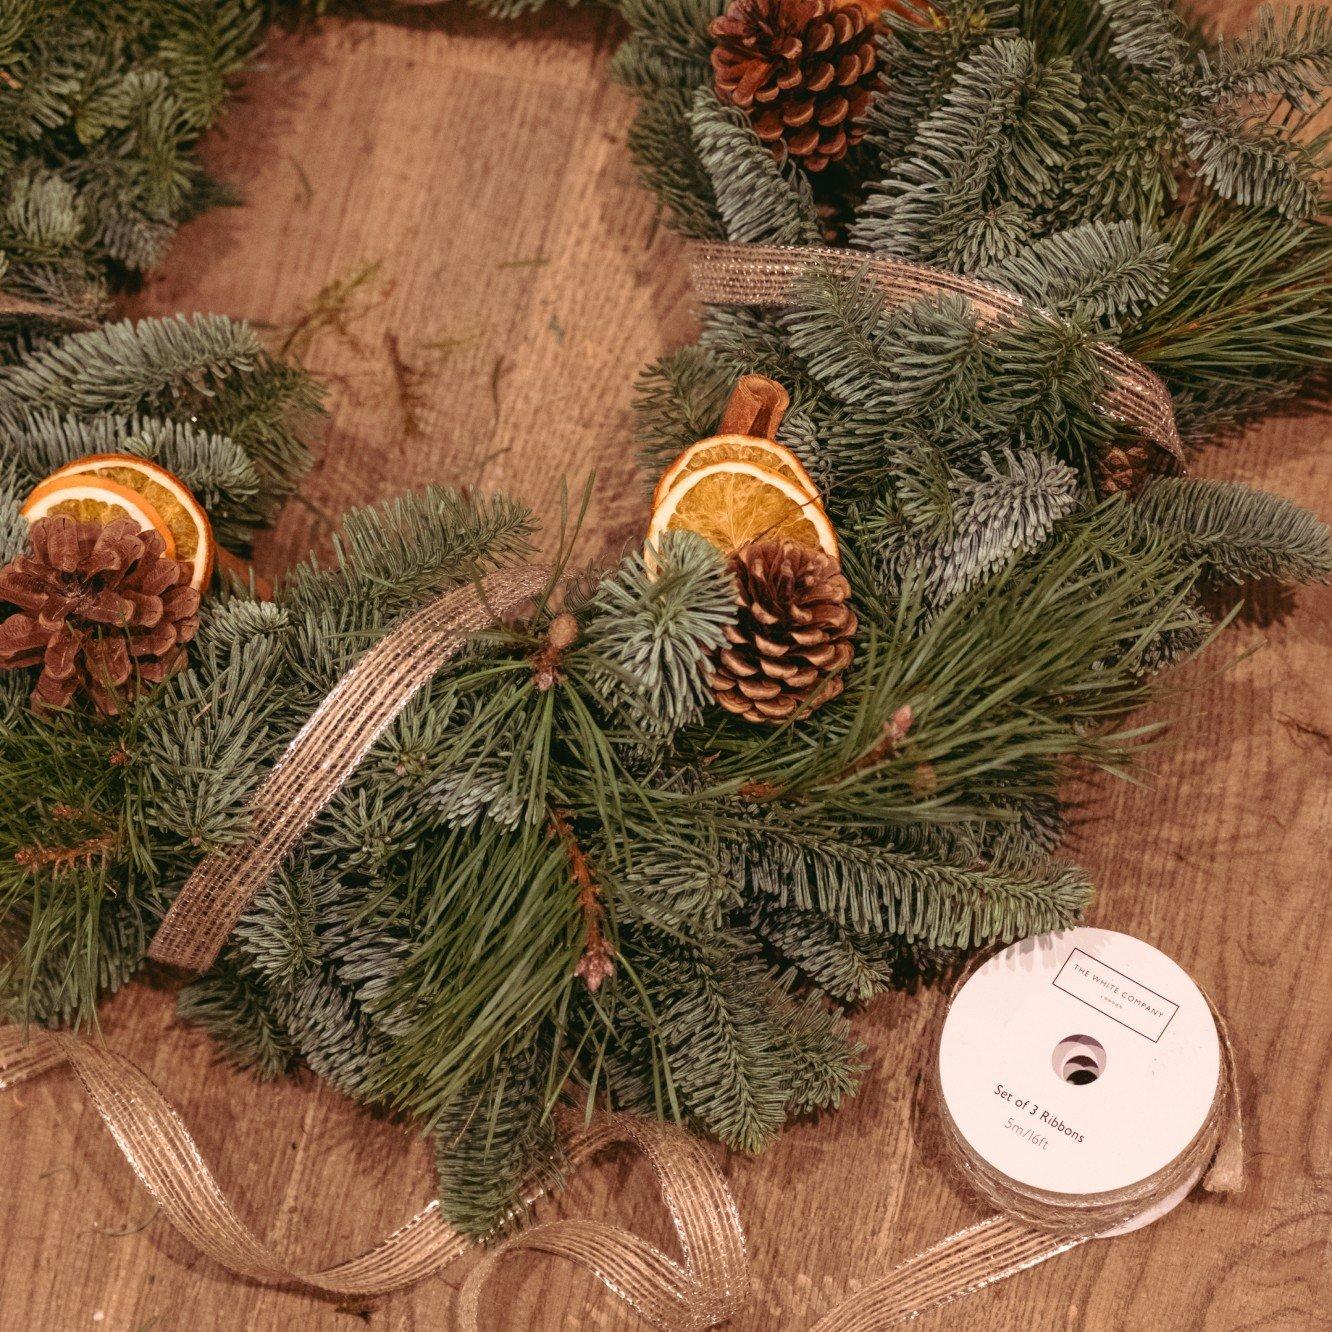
<box><xmin>811</xmin><ymin>928</ymin><xmax>1242</xmax><ymax>1331</ymax></box>
<box><xmin>937</xmin><ymin>926</ymin><xmax>1225</xmax><ymax>1237</ymax></box>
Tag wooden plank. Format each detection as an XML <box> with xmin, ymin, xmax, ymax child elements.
<box><xmin>3</xmin><ymin>6</ymin><xmax>1328</xmax><ymax>1329</ymax></box>
<box><xmin>132</xmin><ymin>7</ymin><xmax>693</xmax><ymax>572</ymax></box>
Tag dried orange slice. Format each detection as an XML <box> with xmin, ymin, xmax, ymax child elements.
<box><xmin>653</xmin><ymin>434</ymin><xmax>820</xmax><ymax>507</ymax></box>
<box><xmin>22</xmin><ymin>478</ymin><xmax>176</xmax><ymax>559</ymax></box>
<box><xmin>23</xmin><ymin>454</ymin><xmax>215</xmax><ymax>590</ymax></box>
<box><xmin>646</xmin><ymin>461</ymin><xmax>838</xmax><ymax>569</ymax></box>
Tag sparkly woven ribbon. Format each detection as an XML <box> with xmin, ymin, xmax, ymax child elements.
<box><xmin>149</xmin><ymin>565</ymin><xmax>553</xmax><ymax>972</ymax></box>
<box><xmin>0</xmin><ymin>1026</ymin><xmax>749</xmax><ymax>1328</ymax></box>
<box><xmin>0</xmin><ymin>290</ymin><xmax>98</xmax><ymax>328</ymax></box>
<box><xmin>687</xmin><ymin>241</ymin><xmax>1187</xmax><ymax>466</ymax></box>
<box><xmin>0</xmin><ymin>982</ymin><xmax>1239</xmax><ymax>1327</ymax></box>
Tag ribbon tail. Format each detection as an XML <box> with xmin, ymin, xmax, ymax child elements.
<box><xmin>0</xmin><ymin>1027</ymin><xmax>747</xmax><ymax>1326</ymax></box>
<box><xmin>461</xmin><ymin>1113</ymin><xmax>749</xmax><ymax>1330</ymax></box>
<box><xmin>808</xmin><ymin>1215</ymin><xmax>1085</xmax><ymax>1332</ymax></box>
<box><xmin>2</xmin><ymin>1026</ymin><xmax>469</xmax><ymax>1295</ymax></box>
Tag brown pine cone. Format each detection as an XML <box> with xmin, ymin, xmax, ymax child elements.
<box><xmin>712</xmin><ymin>538</ymin><xmax>857</xmax><ymax>723</ymax></box>
<box><xmin>0</xmin><ymin>515</ymin><xmax>201</xmax><ymax>715</ymax></box>
<box><xmin>710</xmin><ymin>0</ymin><xmax>879</xmax><ymax>173</ymax></box>
<box><xmin>1096</xmin><ymin>435</ymin><xmax>1177</xmax><ymax>496</ymax></box>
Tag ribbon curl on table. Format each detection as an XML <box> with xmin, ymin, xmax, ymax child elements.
<box><xmin>686</xmin><ymin>241</ymin><xmax>1187</xmax><ymax>467</ymax></box>
<box><xmin>0</xmin><ymin>1026</ymin><xmax>749</xmax><ymax>1329</ymax></box>
<box><xmin>0</xmin><ymin>975</ymin><xmax>1242</xmax><ymax>1328</ymax></box>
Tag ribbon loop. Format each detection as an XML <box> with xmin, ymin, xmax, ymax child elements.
<box><xmin>686</xmin><ymin>240</ymin><xmax>1186</xmax><ymax>465</ymax></box>
<box><xmin>0</xmin><ymin>1026</ymin><xmax>745</xmax><ymax>1327</ymax></box>
<box><xmin>459</xmin><ymin>1117</ymin><xmax>749</xmax><ymax>1330</ymax></box>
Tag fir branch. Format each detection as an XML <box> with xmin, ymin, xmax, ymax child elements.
<box><xmin>0</xmin><ymin>314</ymin><xmax>264</xmax><ymax>415</ymax></box>
<box><xmin>582</xmin><ymin>531</ymin><xmax>736</xmax><ymax>737</ymax></box>
<box><xmin>630</xmin><ymin>928</ymin><xmax>794</xmax><ymax>1152</ymax></box>
<box><xmin>978</xmin><ymin>218</ymin><xmax>1170</xmax><ymax>327</ymax></box>
<box><xmin>614</xmin><ymin>0</ymin><xmax>721</xmax><ymax>86</ymax></box>
<box><xmin>1099</xmin><ymin>0</ymin><xmax>1191</xmax><ymax>79</ymax></box>
<box><xmin>1135</xmin><ymin>477</ymin><xmax>1332</xmax><ymax>583</ymax></box>
<box><xmin>689</xmin><ymin>89</ymin><xmax>823</xmax><ymax>246</ymax></box>
<box><xmin>755</xmin><ymin>902</ymin><xmax>908</xmax><ymax>1002</ymax></box>
<box><xmin>1182</xmin><ymin>102</ymin><xmax>1321</xmax><ymax>219</ymax></box>
<box><xmin>881</xmin><ymin>449</ymin><xmax>1082</xmax><ymax>603</ymax></box>
<box><xmin>634</xmin><ymin>345</ymin><xmax>738</xmax><ymax>470</ymax></box>
<box><xmin>282</xmin><ymin>487</ymin><xmax>536</xmax><ymax>619</ymax></box>
<box><xmin>1196</xmin><ymin>5</ymin><xmax>1332</xmax><ymax>107</ymax></box>
<box><xmin>626</xmin><ymin>87</ymin><xmax>723</xmax><ymax>239</ymax></box>
<box><xmin>769</xmin><ymin>990</ymin><xmax>863</xmax><ymax>1115</ymax></box>
<box><xmin>867</xmin><ymin>0</ymin><xmax>1015</xmax><ymax>165</ymax></box>
<box><xmin>852</xmin><ymin>37</ymin><xmax>1082</xmax><ymax>269</ymax></box>
<box><xmin>178</xmin><ymin>962</ymin><xmax>298</xmax><ymax>1079</ymax></box>
<box><xmin>746</xmin><ymin>827</ymin><xmax>1092</xmax><ymax>946</ymax></box>
<box><xmin>432</xmin><ymin>1044</ymin><xmax>563</xmax><ymax>1238</ymax></box>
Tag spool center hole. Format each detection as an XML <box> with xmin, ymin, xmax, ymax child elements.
<box><xmin>1052</xmin><ymin>1034</ymin><xmax>1106</xmax><ymax>1085</ymax></box>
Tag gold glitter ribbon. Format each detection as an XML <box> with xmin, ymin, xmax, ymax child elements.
<box><xmin>0</xmin><ymin>978</ymin><xmax>1240</xmax><ymax>1326</ymax></box>
<box><xmin>0</xmin><ymin>290</ymin><xmax>98</xmax><ymax>329</ymax></box>
<box><xmin>686</xmin><ymin>241</ymin><xmax>1187</xmax><ymax>466</ymax></box>
<box><xmin>0</xmin><ymin>1025</ymin><xmax>749</xmax><ymax>1327</ymax></box>
<box><xmin>149</xmin><ymin>565</ymin><xmax>553</xmax><ymax>972</ymax></box>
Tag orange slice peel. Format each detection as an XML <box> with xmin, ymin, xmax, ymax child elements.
<box><xmin>21</xmin><ymin>454</ymin><xmax>215</xmax><ymax>591</ymax></box>
<box><xmin>22</xmin><ymin>478</ymin><xmax>177</xmax><ymax>560</ymax></box>
<box><xmin>646</xmin><ymin>460</ymin><xmax>838</xmax><ymax>574</ymax></box>
<box><xmin>653</xmin><ymin>434</ymin><xmax>820</xmax><ymax>508</ymax></box>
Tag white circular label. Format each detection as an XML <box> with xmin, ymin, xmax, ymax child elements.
<box><xmin>938</xmin><ymin>928</ymin><xmax>1221</xmax><ymax>1195</ymax></box>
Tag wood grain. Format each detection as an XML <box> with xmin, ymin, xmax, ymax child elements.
<box><xmin>3</xmin><ymin>5</ymin><xmax>1329</xmax><ymax>1329</ymax></box>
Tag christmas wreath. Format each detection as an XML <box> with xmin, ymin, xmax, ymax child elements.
<box><xmin>1</xmin><ymin>0</ymin><xmax>1330</xmax><ymax>1240</ymax></box>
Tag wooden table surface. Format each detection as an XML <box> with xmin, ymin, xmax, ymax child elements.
<box><xmin>3</xmin><ymin>5</ymin><xmax>1328</xmax><ymax>1329</ymax></box>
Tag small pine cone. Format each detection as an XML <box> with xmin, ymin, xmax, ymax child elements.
<box><xmin>710</xmin><ymin>0</ymin><xmax>878</xmax><ymax>173</ymax></box>
<box><xmin>1096</xmin><ymin>435</ymin><xmax>1177</xmax><ymax>497</ymax></box>
<box><xmin>712</xmin><ymin>539</ymin><xmax>857</xmax><ymax>723</ymax></box>
<box><xmin>0</xmin><ymin>515</ymin><xmax>201</xmax><ymax>716</ymax></box>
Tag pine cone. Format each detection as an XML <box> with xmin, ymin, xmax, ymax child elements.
<box><xmin>710</xmin><ymin>0</ymin><xmax>878</xmax><ymax>173</ymax></box>
<box><xmin>712</xmin><ymin>539</ymin><xmax>857</xmax><ymax>722</ymax></box>
<box><xmin>0</xmin><ymin>515</ymin><xmax>201</xmax><ymax>715</ymax></box>
<box><xmin>1096</xmin><ymin>436</ymin><xmax>1175</xmax><ymax>497</ymax></box>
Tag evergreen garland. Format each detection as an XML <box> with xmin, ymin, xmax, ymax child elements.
<box><xmin>1</xmin><ymin>0</ymin><xmax>1330</xmax><ymax>1238</ymax></box>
